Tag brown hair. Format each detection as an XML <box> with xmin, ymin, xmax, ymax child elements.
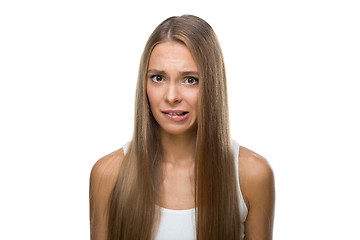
<box><xmin>108</xmin><ymin>15</ymin><xmax>242</xmax><ymax>240</ymax></box>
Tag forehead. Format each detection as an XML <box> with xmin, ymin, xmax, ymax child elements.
<box><xmin>148</xmin><ymin>41</ymin><xmax>198</xmax><ymax>71</ymax></box>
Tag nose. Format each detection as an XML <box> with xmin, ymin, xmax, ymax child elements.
<box><xmin>164</xmin><ymin>82</ymin><xmax>182</xmax><ymax>104</ymax></box>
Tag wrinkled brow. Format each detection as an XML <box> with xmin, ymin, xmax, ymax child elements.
<box><xmin>147</xmin><ymin>69</ymin><xmax>166</xmax><ymax>75</ymax></box>
<box><xmin>147</xmin><ymin>69</ymin><xmax>199</xmax><ymax>77</ymax></box>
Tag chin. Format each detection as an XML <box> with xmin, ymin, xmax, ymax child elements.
<box><xmin>159</xmin><ymin>124</ymin><xmax>197</xmax><ymax>136</ymax></box>
<box><xmin>153</xmin><ymin>113</ymin><xmax>198</xmax><ymax>136</ymax></box>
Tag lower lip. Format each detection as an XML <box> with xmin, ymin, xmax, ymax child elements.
<box><xmin>162</xmin><ymin>112</ymin><xmax>189</xmax><ymax>121</ymax></box>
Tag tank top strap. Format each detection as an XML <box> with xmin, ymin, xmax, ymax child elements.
<box><xmin>232</xmin><ymin>139</ymin><xmax>249</xmax><ymax>221</ymax></box>
<box><xmin>123</xmin><ymin>141</ymin><xmax>130</xmax><ymax>155</ymax></box>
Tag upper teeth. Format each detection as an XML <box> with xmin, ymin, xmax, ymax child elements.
<box><xmin>168</xmin><ymin>112</ymin><xmax>184</xmax><ymax>115</ymax></box>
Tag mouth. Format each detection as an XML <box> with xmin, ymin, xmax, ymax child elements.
<box><xmin>163</xmin><ymin>111</ymin><xmax>189</xmax><ymax>116</ymax></box>
<box><xmin>161</xmin><ymin>111</ymin><xmax>190</xmax><ymax>121</ymax></box>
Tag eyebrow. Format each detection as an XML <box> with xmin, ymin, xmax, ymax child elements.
<box><xmin>147</xmin><ymin>70</ymin><xmax>166</xmax><ymax>76</ymax></box>
<box><xmin>147</xmin><ymin>69</ymin><xmax>199</xmax><ymax>77</ymax></box>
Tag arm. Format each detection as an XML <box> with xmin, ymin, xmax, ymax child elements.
<box><xmin>239</xmin><ymin>147</ymin><xmax>275</xmax><ymax>240</ymax></box>
<box><xmin>89</xmin><ymin>149</ymin><xmax>124</xmax><ymax>240</ymax></box>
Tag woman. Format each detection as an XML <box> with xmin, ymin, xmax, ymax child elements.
<box><xmin>90</xmin><ymin>15</ymin><xmax>275</xmax><ymax>240</ymax></box>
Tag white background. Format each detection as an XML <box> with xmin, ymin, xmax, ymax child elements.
<box><xmin>1</xmin><ymin>0</ymin><xmax>359</xmax><ymax>239</ymax></box>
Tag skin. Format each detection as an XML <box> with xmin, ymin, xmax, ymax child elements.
<box><xmin>89</xmin><ymin>41</ymin><xmax>275</xmax><ymax>240</ymax></box>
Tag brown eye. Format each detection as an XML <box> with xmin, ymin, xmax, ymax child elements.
<box><xmin>184</xmin><ymin>77</ymin><xmax>198</xmax><ymax>85</ymax></box>
<box><xmin>151</xmin><ymin>75</ymin><xmax>164</xmax><ymax>82</ymax></box>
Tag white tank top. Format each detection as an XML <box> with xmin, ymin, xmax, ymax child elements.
<box><xmin>123</xmin><ymin>140</ymin><xmax>248</xmax><ymax>239</ymax></box>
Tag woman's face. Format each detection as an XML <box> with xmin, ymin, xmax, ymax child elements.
<box><xmin>146</xmin><ymin>41</ymin><xmax>199</xmax><ymax>136</ymax></box>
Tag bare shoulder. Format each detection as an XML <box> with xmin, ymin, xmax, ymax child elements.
<box><xmin>238</xmin><ymin>146</ymin><xmax>275</xmax><ymax>205</ymax></box>
<box><xmin>239</xmin><ymin>146</ymin><xmax>273</xmax><ymax>180</ymax></box>
<box><xmin>90</xmin><ymin>148</ymin><xmax>126</xmax><ymax>210</ymax></box>
<box><xmin>238</xmin><ymin>146</ymin><xmax>275</xmax><ymax>239</ymax></box>
<box><xmin>90</xmin><ymin>148</ymin><xmax>125</xmax><ymax>239</ymax></box>
<box><xmin>90</xmin><ymin>148</ymin><xmax>125</xmax><ymax>186</ymax></box>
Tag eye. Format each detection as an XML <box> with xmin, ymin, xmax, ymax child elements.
<box><xmin>150</xmin><ymin>75</ymin><xmax>164</xmax><ymax>83</ymax></box>
<box><xmin>184</xmin><ymin>77</ymin><xmax>199</xmax><ymax>85</ymax></box>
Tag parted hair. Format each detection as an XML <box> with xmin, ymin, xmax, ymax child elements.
<box><xmin>108</xmin><ymin>15</ymin><xmax>242</xmax><ymax>240</ymax></box>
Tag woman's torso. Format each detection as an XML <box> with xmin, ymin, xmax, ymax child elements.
<box><xmin>123</xmin><ymin>140</ymin><xmax>248</xmax><ymax>239</ymax></box>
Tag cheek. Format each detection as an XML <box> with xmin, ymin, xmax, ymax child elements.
<box><xmin>146</xmin><ymin>85</ymin><xmax>156</xmax><ymax>106</ymax></box>
<box><xmin>188</xmin><ymin>89</ymin><xmax>199</xmax><ymax>108</ymax></box>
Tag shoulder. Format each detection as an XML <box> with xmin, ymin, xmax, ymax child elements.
<box><xmin>89</xmin><ymin>148</ymin><xmax>125</xmax><ymax>239</ymax></box>
<box><xmin>238</xmin><ymin>146</ymin><xmax>275</xmax><ymax>238</ymax></box>
<box><xmin>90</xmin><ymin>148</ymin><xmax>125</xmax><ymax>201</ymax></box>
<box><xmin>90</xmin><ymin>148</ymin><xmax>125</xmax><ymax>186</ymax></box>
<box><xmin>238</xmin><ymin>146</ymin><xmax>275</xmax><ymax>207</ymax></box>
<box><xmin>238</xmin><ymin>146</ymin><xmax>273</xmax><ymax>181</ymax></box>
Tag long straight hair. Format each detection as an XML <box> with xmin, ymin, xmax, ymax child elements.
<box><xmin>108</xmin><ymin>15</ymin><xmax>241</xmax><ymax>240</ymax></box>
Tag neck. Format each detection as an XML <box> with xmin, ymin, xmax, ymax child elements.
<box><xmin>159</xmin><ymin>129</ymin><xmax>197</xmax><ymax>165</ymax></box>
